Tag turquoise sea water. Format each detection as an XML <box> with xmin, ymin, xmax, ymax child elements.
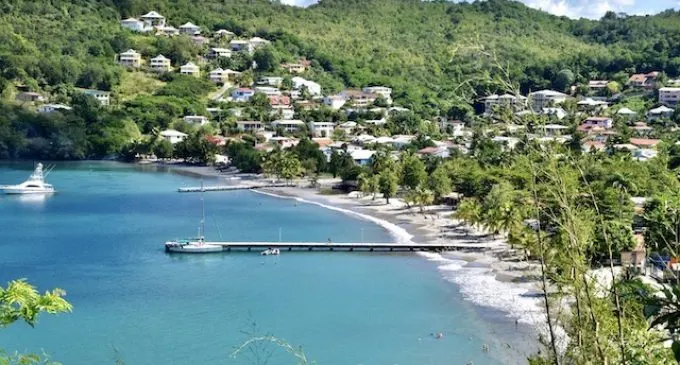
<box><xmin>0</xmin><ymin>162</ymin><xmax>531</xmax><ymax>364</ymax></box>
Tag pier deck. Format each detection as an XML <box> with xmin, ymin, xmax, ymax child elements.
<box><xmin>178</xmin><ymin>183</ymin><xmax>288</xmax><ymax>193</ymax></box>
<box><xmin>201</xmin><ymin>242</ymin><xmax>487</xmax><ymax>252</ymax></box>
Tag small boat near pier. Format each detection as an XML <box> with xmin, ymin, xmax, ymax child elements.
<box><xmin>1</xmin><ymin>163</ymin><xmax>56</xmax><ymax>195</ymax></box>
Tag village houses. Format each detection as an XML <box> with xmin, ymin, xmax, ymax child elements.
<box><xmin>183</xmin><ymin>115</ymin><xmax>209</xmax><ymax>126</ymax></box>
<box><xmin>629</xmin><ymin>71</ymin><xmax>659</xmax><ymax>88</ymax></box>
<box><xmin>362</xmin><ymin>86</ymin><xmax>393</xmax><ymax>104</ymax></box>
<box><xmin>323</xmin><ymin>95</ymin><xmax>347</xmax><ymax>110</ymax></box>
<box><xmin>140</xmin><ymin>11</ymin><xmax>166</xmax><ymax>28</ymax></box>
<box><xmin>528</xmin><ymin>90</ymin><xmax>568</xmax><ymax>110</ymax></box>
<box><xmin>207</xmin><ymin>48</ymin><xmax>232</xmax><ymax>59</ymax></box>
<box><xmin>309</xmin><ymin>122</ymin><xmax>335</xmax><ymax>138</ymax></box>
<box><xmin>37</xmin><ymin>104</ymin><xmax>72</xmax><ymax>114</ymax></box>
<box><xmin>117</xmin><ymin>49</ymin><xmax>141</xmax><ymax>68</ymax></box>
<box><xmin>120</xmin><ymin>18</ymin><xmax>147</xmax><ymax>32</ymax></box>
<box><xmin>482</xmin><ymin>94</ymin><xmax>527</xmax><ymax>114</ymax></box>
<box><xmin>160</xmin><ymin>129</ymin><xmax>187</xmax><ymax>144</ymax></box>
<box><xmin>292</xmin><ymin>77</ymin><xmax>322</xmax><ymax>96</ymax></box>
<box><xmin>272</xmin><ymin>120</ymin><xmax>306</xmax><ymax>133</ymax></box>
<box><xmin>179</xmin><ymin>22</ymin><xmax>201</xmax><ymax>35</ymax></box>
<box><xmin>659</xmin><ymin>87</ymin><xmax>680</xmax><ymax>106</ymax></box>
<box><xmin>180</xmin><ymin>62</ymin><xmax>200</xmax><ymax>77</ymax></box>
<box><xmin>230</xmin><ymin>40</ymin><xmax>254</xmax><ymax>53</ymax></box>
<box><xmin>231</xmin><ymin>88</ymin><xmax>255</xmax><ymax>102</ymax></box>
<box><xmin>149</xmin><ymin>55</ymin><xmax>171</xmax><ymax>72</ymax></box>
<box><xmin>79</xmin><ymin>89</ymin><xmax>110</xmax><ymax>106</ymax></box>
<box><xmin>236</xmin><ymin>121</ymin><xmax>265</xmax><ymax>132</ymax></box>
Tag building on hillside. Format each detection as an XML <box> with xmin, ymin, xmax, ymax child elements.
<box><xmin>236</xmin><ymin>121</ymin><xmax>265</xmax><ymax>132</ymax></box>
<box><xmin>183</xmin><ymin>115</ymin><xmax>209</xmax><ymax>126</ymax></box>
<box><xmin>362</xmin><ymin>86</ymin><xmax>392</xmax><ymax>104</ymax></box>
<box><xmin>209</xmin><ymin>68</ymin><xmax>229</xmax><ymax>84</ymax></box>
<box><xmin>37</xmin><ymin>104</ymin><xmax>72</xmax><ymax>113</ymax></box>
<box><xmin>291</xmin><ymin>77</ymin><xmax>321</xmax><ymax>96</ymax></box>
<box><xmin>78</xmin><ymin>88</ymin><xmax>110</xmax><ymax>106</ymax></box>
<box><xmin>16</xmin><ymin>92</ymin><xmax>45</xmax><ymax>103</ymax></box>
<box><xmin>323</xmin><ymin>95</ymin><xmax>346</xmax><ymax>110</ymax></box>
<box><xmin>528</xmin><ymin>90</ymin><xmax>568</xmax><ymax>110</ymax></box>
<box><xmin>120</xmin><ymin>18</ymin><xmax>148</xmax><ymax>32</ymax></box>
<box><xmin>659</xmin><ymin>87</ymin><xmax>680</xmax><ymax>106</ymax></box>
<box><xmin>350</xmin><ymin>149</ymin><xmax>376</xmax><ymax>166</ymax></box>
<box><xmin>268</xmin><ymin>95</ymin><xmax>291</xmax><ymax>106</ymax></box>
<box><xmin>629</xmin><ymin>72</ymin><xmax>659</xmax><ymax>88</ymax></box>
<box><xmin>149</xmin><ymin>55</ymin><xmax>171</xmax><ymax>72</ymax></box>
<box><xmin>647</xmin><ymin>105</ymin><xmax>674</xmax><ymax>121</ymax></box>
<box><xmin>117</xmin><ymin>49</ymin><xmax>141</xmax><ymax>68</ymax></box>
<box><xmin>190</xmin><ymin>36</ymin><xmax>209</xmax><ymax>47</ymax></box>
<box><xmin>630</xmin><ymin>138</ymin><xmax>661</xmax><ymax>149</ymax></box>
<box><xmin>541</xmin><ymin>107</ymin><xmax>567</xmax><ymax>120</ymax></box>
<box><xmin>180</xmin><ymin>62</ymin><xmax>200</xmax><ymax>77</ymax></box>
<box><xmin>272</xmin><ymin>120</ymin><xmax>305</xmax><ymax>133</ymax></box>
<box><xmin>270</xmin><ymin>105</ymin><xmax>295</xmax><ymax>120</ymax></box>
<box><xmin>588</xmin><ymin>80</ymin><xmax>609</xmax><ymax>91</ymax></box>
<box><xmin>156</xmin><ymin>25</ymin><xmax>179</xmax><ymax>36</ymax></box>
<box><xmin>231</xmin><ymin>88</ymin><xmax>255</xmax><ymax>102</ymax></box>
<box><xmin>482</xmin><ymin>94</ymin><xmax>527</xmax><ymax>114</ymax></box>
<box><xmin>258</xmin><ymin>76</ymin><xmax>283</xmax><ymax>87</ymax></box>
<box><xmin>308</xmin><ymin>122</ymin><xmax>335</xmax><ymax>138</ymax></box>
<box><xmin>578</xmin><ymin>117</ymin><xmax>613</xmax><ymax>132</ymax></box>
<box><xmin>542</xmin><ymin>124</ymin><xmax>569</xmax><ymax>137</ymax></box>
<box><xmin>254</xmin><ymin>86</ymin><xmax>281</xmax><ymax>97</ymax></box>
<box><xmin>439</xmin><ymin>120</ymin><xmax>466</xmax><ymax>136</ymax></box>
<box><xmin>140</xmin><ymin>11</ymin><xmax>166</xmax><ymax>28</ymax></box>
<box><xmin>338</xmin><ymin>121</ymin><xmax>358</xmax><ymax>134</ymax></box>
<box><xmin>230</xmin><ymin>40</ymin><xmax>254</xmax><ymax>53</ymax></box>
<box><xmin>160</xmin><ymin>129</ymin><xmax>187</xmax><ymax>144</ymax></box>
<box><xmin>491</xmin><ymin>136</ymin><xmax>520</xmax><ymax>150</ymax></box>
<box><xmin>617</xmin><ymin>107</ymin><xmax>637</xmax><ymax>118</ymax></box>
<box><xmin>631</xmin><ymin>121</ymin><xmax>652</xmax><ymax>135</ymax></box>
<box><xmin>179</xmin><ymin>22</ymin><xmax>201</xmax><ymax>35</ymax></box>
<box><xmin>249</xmin><ymin>37</ymin><xmax>270</xmax><ymax>48</ymax></box>
<box><xmin>577</xmin><ymin>98</ymin><xmax>608</xmax><ymax>110</ymax></box>
<box><xmin>281</xmin><ymin>63</ymin><xmax>307</xmax><ymax>74</ymax></box>
<box><xmin>341</xmin><ymin>89</ymin><xmax>377</xmax><ymax>108</ymax></box>
<box><xmin>417</xmin><ymin>146</ymin><xmax>450</xmax><ymax>158</ymax></box>
<box><xmin>206</xmin><ymin>48</ymin><xmax>232</xmax><ymax>59</ymax></box>
<box><xmin>214</xmin><ymin>29</ymin><xmax>235</xmax><ymax>38</ymax></box>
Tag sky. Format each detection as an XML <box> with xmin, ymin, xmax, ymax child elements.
<box><xmin>279</xmin><ymin>0</ymin><xmax>678</xmax><ymax>20</ymax></box>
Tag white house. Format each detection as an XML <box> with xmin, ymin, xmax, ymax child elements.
<box><xmin>342</xmin><ymin>89</ymin><xmax>377</xmax><ymax>108</ymax></box>
<box><xmin>149</xmin><ymin>55</ymin><xmax>171</xmax><ymax>72</ymax></box>
<box><xmin>120</xmin><ymin>18</ymin><xmax>148</xmax><ymax>32</ymax></box>
<box><xmin>258</xmin><ymin>76</ymin><xmax>283</xmax><ymax>87</ymax></box>
<box><xmin>440</xmin><ymin>120</ymin><xmax>466</xmax><ymax>136</ymax></box>
<box><xmin>183</xmin><ymin>115</ymin><xmax>209</xmax><ymax>125</ymax></box>
<box><xmin>160</xmin><ymin>129</ymin><xmax>187</xmax><ymax>144</ymax></box>
<box><xmin>323</xmin><ymin>95</ymin><xmax>346</xmax><ymax>110</ymax></box>
<box><xmin>272</xmin><ymin>120</ymin><xmax>306</xmax><ymax>133</ymax></box>
<box><xmin>230</xmin><ymin>40</ymin><xmax>254</xmax><ymax>53</ymax></box>
<box><xmin>309</xmin><ymin>122</ymin><xmax>335</xmax><ymax>138</ymax></box>
<box><xmin>117</xmin><ymin>49</ymin><xmax>141</xmax><ymax>68</ymax></box>
<box><xmin>577</xmin><ymin>98</ymin><xmax>609</xmax><ymax>109</ymax></box>
<box><xmin>231</xmin><ymin>88</ymin><xmax>255</xmax><ymax>102</ymax></box>
<box><xmin>350</xmin><ymin>149</ymin><xmax>375</xmax><ymax>166</ymax></box>
<box><xmin>79</xmin><ymin>89</ymin><xmax>110</xmax><ymax>106</ymax></box>
<box><xmin>254</xmin><ymin>86</ymin><xmax>281</xmax><ymax>97</ymax></box>
<box><xmin>617</xmin><ymin>107</ymin><xmax>637</xmax><ymax>117</ymax></box>
<box><xmin>291</xmin><ymin>77</ymin><xmax>321</xmax><ymax>96</ymax></box>
<box><xmin>207</xmin><ymin>48</ymin><xmax>232</xmax><ymax>59</ymax></box>
<box><xmin>362</xmin><ymin>86</ymin><xmax>392</xmax><ymax>104</ymax></box>
<box><xmin>156</xmin><ymin>25</ymin><xmax>179</xmax><ymax>36</ymax></box>
<box><xmin>270</xmin><ymin>105</ymin><xmax>295</xmax><ymax>120</ymax></box>
<box><xmin>541</xmin><ymin>107</ymin><xmax>567</xmax><ymax>120</ymax></box>
<box><xmin>659</xmin><ymin>87</ymin><xmax>680</xmax><ymax>106</ymax></box>
<box><xmin>37</xmin><ymin>104</ymin><xmax>72</xmax><ymax>113</ymax></box>
<box><xmin>214</xmin><ymin>29</ymin><xmax>235</xmax><ymax>38</ymax></box>
<box><xmin>482</xmin><ymin>94</ymin><xmax>527</xmax><ymax>114</ymax></box>
<box><xmin>648</xmin><ymin>105</ymin><xmax>674</xmax><ymax>121</ymax></box>
<box><xmin>249</xmin><ymin>37</ymin><xmax>270</xmax><ymax>48</ymax></box>
<box><xmin>543</xmin><ymin>124</ymin><xmax>568</xmax><ymax>136</ymax></box>
<box><xmin>491</xmin><ymin>136</ymin><xmax>520</xmax><ymax>150</ymax></box>
<box><xmin>236</xmin><ymin>121</ymin><xmax>265</xmax><ymax>132</ymax></box>
<box><xmin>179</xmin><ymin>22</ymin><xmax>201</xmax><ymax>35</ymax></box>
<box><xmin>140</xmin><ymin>11</ymin><xmax>166</xmax><ymax>28</ymax></box>
<box><xmin>180</xmin><ymin>62</ymin><xmax>200</xmax><ymax>77</ymax></box>
<box><xmin>529</xmin><ymin>90</ymin><xmax>568</xmax><ymax>110</ymax></box>
<box><xmin>209</xmin><ymin>68</ymin><xmax>228</xmax><ymax>84</ymax></box>
<box><xmin>364</xmin><ymin>118</ymin><xmax>387</xmax><ymax>126</ymax></box>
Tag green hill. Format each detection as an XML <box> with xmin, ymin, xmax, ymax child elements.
<box><xmin>2</xmin><ymin>0</ymin><xmax>680</xmax><ymax>158</ymax></box>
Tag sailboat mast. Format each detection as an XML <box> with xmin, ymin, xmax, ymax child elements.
<box><xmin>200</xmin><ymin>181</ymin><xmax>206</xmax><ymax>240</ymax></box>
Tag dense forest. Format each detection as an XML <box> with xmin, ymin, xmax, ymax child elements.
<box><xmin>3</xmin><ymin>0</ymin><xmax>680</xmax><ymax>159</ymax></box>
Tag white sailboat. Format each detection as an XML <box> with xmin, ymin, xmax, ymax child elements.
<box><xmin>164</xmin><ymin>184</ymin><xmax>224</xmax><ymax>253</ymax></box>
<box><xmin>1</xmin><ymin>163</ymin><xmax>56</xmax><ymax>194</ymax></box>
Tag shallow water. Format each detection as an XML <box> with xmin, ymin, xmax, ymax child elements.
<box><xmin>0</xmin><ymin>162</ymin><xmax>532</xmax><ymax>364</ymax></box>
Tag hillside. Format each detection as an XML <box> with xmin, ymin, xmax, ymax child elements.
<box><xmin>2</xmin><ymin>0</ymin><xmax>680</xmax><ymax>159</ymax></box>
<box><xmin>2</xmin><ymin>0</ymin><xmax>680</xmax><ymax>109</ymax></box>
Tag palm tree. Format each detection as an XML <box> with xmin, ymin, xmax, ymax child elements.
<box><xmin>454</xmin><ymin>198</ymin><xmax>483</xmax><ymax>230</ymax></box>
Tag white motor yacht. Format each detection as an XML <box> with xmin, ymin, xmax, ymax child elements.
<box><xmin>1</xmin><ymin>163</ymin><xmax>55</xmax><ymax>194</ymax></box>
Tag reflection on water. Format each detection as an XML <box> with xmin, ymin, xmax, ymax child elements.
<box><xmin>16</xmin><ymin>193</ymin><xmax>53</xmax><ymax>204</ymax></box>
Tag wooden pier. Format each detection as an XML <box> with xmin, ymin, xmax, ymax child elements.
<box><xmin>200</xmin><ymin>242</ymin><xmax>487</xmax><ymax>252</ymax></box>
<box><xmin>178</xmin><ymin>183</ymin><xmax>288</xmax><ymax>193</ymax></box>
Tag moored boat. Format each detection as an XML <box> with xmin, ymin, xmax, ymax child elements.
<box><xmin>1</xmin><ymin>163</ymin><xmax>56</xmax><ymax>194</ymax></box>
<box><xmin>164</xmin><ymin>183</ymin><xmax>224</xmax><ymax>254</ymax></box>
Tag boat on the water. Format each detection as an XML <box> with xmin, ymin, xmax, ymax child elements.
<box><xmin>164</xmin><ymin>184</ymin><xmax>224</xmax><ymax>254</ymax></box>
<box><xmin>1</xmin><ymin>163</ymin><xmax>55</xmax><ymax>194</ymax></box>
<box><xmin>261</xmin><ymin>248</ymin><xmax>280</xmax><ymax>256</ymax></box>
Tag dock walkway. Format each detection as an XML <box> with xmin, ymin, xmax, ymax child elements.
<box><xmin>202</xmin><ymin>242</ymin><xmax>487</xmax><ymax>252</ymax></box>
<box><xmin>178</xmin><ymin>183</ymin><xmax>288</xmax><ymax>192</ymax></box>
